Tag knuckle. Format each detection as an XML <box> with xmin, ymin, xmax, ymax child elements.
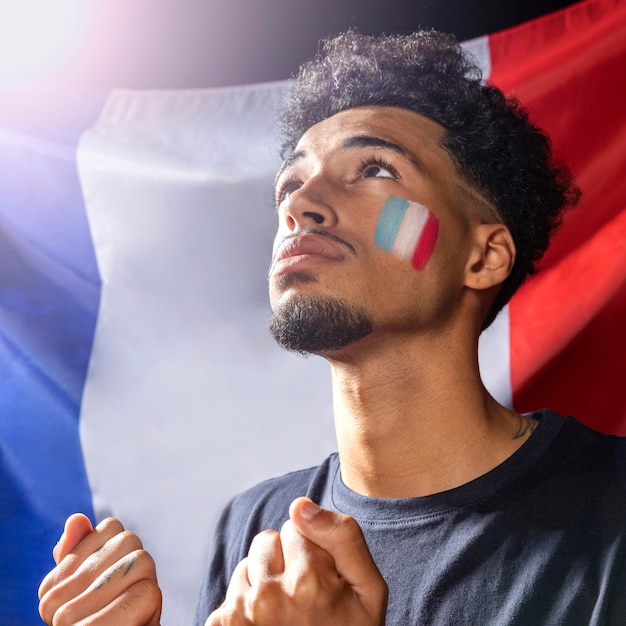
<box><xmin>293</xmin><ymin>567</ymin><xmax>335</xmax><ymax>601</ymax></box>
<box><xmin>118</xmin><ymin>529</ymin><xmax>144</xmax><ymax>550</ymax></box>
<box><xmin>133</xmin><ymin>548</ymin><xmax>158</xmax><ymax>578</ymax></box>
<box><xmin>97</xmin><ymin>516</ymin><xmax>125</xmax><ymax>535</ymax></box>
<box><xmin>38</xmin><ymin>591</ymin><xmax>55</xmax><ymax>624</ymax></box>
<box><xmin>39</xmin><ymin>580</ymin><xmax>77</xmax><ymax>625</ymax></box>
<box><xmin>376</xmin><ymin>576</ymin><xmax>389</xmax><ymax>602</ymax></box>
<box><xmin>212</xmin><ymin>596</ymin><xmax>252</xmax><ymax>626</ymax></box>
<box><xmin>83</xmin><ymin>531</ymin><xmax>146</xmax><ymax>575</ymax></box>
<box><xmin>129</xmin><ymin>577</ymin><xmax>163</xmax><ymax>612</ymax></box>
<box><xmin>332</xmin><ymin>513</ymin><xmax>364</xmax><ymax>543</ymax></box>
<box><xmin>337</xmin><ymin>512</ymin><xmax>359</xmax><ymax>531</ymax></box>
<box><xmin>217</xmin><ymin>605</ymin><xmax>245</xmax><ymax>626</ymax></box>
<box><xmin>279</xmin><ymin>519</ymin><xmax>306</xmax><ymax>548</ymax></box>
<box><xmin>251</xmin><ymin>575</ymin><xmax>280</xmax><ymax>598</ymax></box>
<box><xmin>279</xmin><ymin>519</ymin><xmax>294</xmax><ymax>535</ymax></box>
<box><xmin>91</xmin><ymin>548</ymin><xmax>154</xmax><ymax>589</ymax></box>
<box><xmin>38</xmin><ymin>568</ymin><xmax>58</xmax><ymax>599</ymax></box>
<box><xmin>40</xmin><ymin>554</ymin><xmax>83</xmax><ymax>594</ymax></box>
<box><xmin>50</xmin><ymin>600</ymin><xmax>80</xmax><ymax>626</ymax></box>
<box><xmin>247</xmin><ymin>578</ymin><xmax>283</xmax><ymax>619</ymax></box>
<box><xmin>249</xmin><ymin>529</ymin><xmax>279</xmax><ymax>551</ymax></box>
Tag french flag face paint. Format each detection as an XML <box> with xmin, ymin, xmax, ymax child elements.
<box><xmin>374</xmin><ymin>197</ymin><xmax>440</xmax><ymax>270</ymax></box>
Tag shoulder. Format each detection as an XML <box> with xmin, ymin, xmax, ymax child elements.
<box><xmin>194</xmin><ymin>454</ymin><xmax>338</xmax><ymax>623</ymax></box>
<box><xmin>224</xmin><ymin>454</ymin><xmax>338</xmax><ymax>533</ymax></box>
<box><xmin>535</xmin><ymin>409</ymin><xmax>626</xmax><ymax>463</ymax></box>
<box><xmin>529</xmin><ymin>409</ymin><xmax>626</xmax><ymax>510</ymax></box>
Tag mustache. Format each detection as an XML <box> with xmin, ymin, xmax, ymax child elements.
<box><xmin>271</xmin><ymin>228</ymin><xmax>357</xmax><ymax>265</ymax></box>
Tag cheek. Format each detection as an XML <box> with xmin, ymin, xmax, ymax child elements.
<box><xmin>374</xmin><ymin>196</ymin><xmax>439</xmax><ymax>271</ymax></box>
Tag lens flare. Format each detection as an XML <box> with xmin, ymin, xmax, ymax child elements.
<box><xmin>0</xmin><ymin>0</ymin><xmax>89</xmax><ymax>87</ymax></box>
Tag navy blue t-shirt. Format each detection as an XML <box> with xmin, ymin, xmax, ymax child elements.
<box><xmin>195</xmin><ymin>410</ymin><xmax>626</xmax><ymax>625</ymax></box>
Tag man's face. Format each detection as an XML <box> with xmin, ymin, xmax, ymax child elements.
<box><xmin>268</xmin><ymin>106</ymin><xmax>484</xmax><ymax>356</ymax></box>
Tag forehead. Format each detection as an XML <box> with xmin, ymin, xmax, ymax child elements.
<box><xmin>289</xmin><ymin>105</ymin><xmax>449</xmax><ymax>168</ymax></box>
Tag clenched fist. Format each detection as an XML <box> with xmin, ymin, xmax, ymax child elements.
<box><xmin>38</xmin><ymin>513</ymin><xmax>162</xmax><ymax>625</ymax></box>
<box><xmin>207</xmin><ymin>497</ymin><xmax>388</xmax><ymax>626</ymax></box>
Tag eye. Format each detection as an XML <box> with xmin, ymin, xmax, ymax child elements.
<box><xmin>275</xmin><ymin>178</ymin><xmax>301</xmax><ymax>206</ymax></box>
<box><xmin>360</xmin><ymin>157</ymin><xmax>399</xmax><ymax>180</ymax></box>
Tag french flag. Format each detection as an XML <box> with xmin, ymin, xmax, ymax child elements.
<box><xmin>1</xmin><ymin>0</ymin><xmax>624</xmax><ymax>623</ymax></box>
<box><xmin>375</xmin><ymin>197</ymin><xmax>440</xmax><ymax>270</ymax></box>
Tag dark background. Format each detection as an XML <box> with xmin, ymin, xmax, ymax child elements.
<box><xmin>57</xmin><ymin>0</ymin><xmax>581</xmax><ymax>89</ymax></box>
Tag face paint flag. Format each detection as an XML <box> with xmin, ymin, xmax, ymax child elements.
<box><xmin>1</xmin><ymin>0</ymin><xmax>624</xmax><ymax>623</ymax></box>
<box><xmin>375</xmin><ymin>197</ymin><xmax>439</xmax><ymax>270</ymax></box>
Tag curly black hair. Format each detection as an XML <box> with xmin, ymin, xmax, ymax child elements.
<box><xmin>278</xmin><ymin>29</ymin><xmax>581</xmax><ymax>329</ymax></box>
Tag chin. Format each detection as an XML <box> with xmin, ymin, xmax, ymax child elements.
<box><xmin>268</xmin><ymin>293</ymin><xmax>373</xmax><ymax>356</ymax></box>
<box><xmin>272</xmin><ymin>270</ymin><xmax>318</xmax><ymax>289</ymax></box>
<box><xmin>270</xmin><ymin>271</ymin><xmax>320</xmax><ymax>303</ymax></box>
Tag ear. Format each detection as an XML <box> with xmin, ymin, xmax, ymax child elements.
<box><xmin>464</xmin><ymin>224</ymin><xmax>516</xmax><ymax>291</ymax></box>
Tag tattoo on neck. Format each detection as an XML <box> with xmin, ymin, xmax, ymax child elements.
<box><xmin>512</xmin><ymin>411</ymin><xmax>538</xmax><ymax>440</ymax></box>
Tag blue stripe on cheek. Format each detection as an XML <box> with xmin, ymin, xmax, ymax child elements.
<box><xmin>374</xmin><ymin>197</ymin><xmax>409</xmax><ymax>251</ymax></box>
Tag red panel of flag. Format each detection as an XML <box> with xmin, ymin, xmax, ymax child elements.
<box><xmin>489</xmin><ymin>0</ymin><xmax>626</xmax><ymax>433</ymax></box>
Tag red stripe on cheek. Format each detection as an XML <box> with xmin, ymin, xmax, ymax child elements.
<box><xmin>411</xmin><ymin>213</ymin><xmax>439</xmax><ymax>270</ymax></box>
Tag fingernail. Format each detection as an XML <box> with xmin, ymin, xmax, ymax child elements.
<box><xmin>300</xmin><ymin>499</ymin><xmax>321</xmax><ymax>519</ymax></box>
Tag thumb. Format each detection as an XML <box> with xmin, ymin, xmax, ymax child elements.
<box><xmin>53</xmin><ymin>513</ymin><xmax>94</xmax><ymax>564</ymax></box>
<box><xmin>288</xmin><ymin>498</ymin><xmax>384</xmax><ymax>593</ymax></box>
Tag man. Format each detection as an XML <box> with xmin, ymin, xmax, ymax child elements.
<box><xmin>39</xmin><ymin>30</ymin><xmax>626</xmax><ymax>625</ymax></box>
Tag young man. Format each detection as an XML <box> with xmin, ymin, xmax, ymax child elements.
<box><xmin>39</xmin><ymin>30</ymin><xmax>626</xmax><ymax>625</ymax></box>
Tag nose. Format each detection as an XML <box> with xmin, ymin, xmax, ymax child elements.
<box><xmin>280</xmin><ymin>175</ymin><xmax>339</xmax><ymax>232</ymax></box>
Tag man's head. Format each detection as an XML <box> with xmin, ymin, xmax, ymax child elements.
<box><xmin>276</xmin><ymin>29</ymin><xmax>580</xmax><ymax>332</ymax></box>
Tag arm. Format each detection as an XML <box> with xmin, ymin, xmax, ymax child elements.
<box><xmin>207</xmin><ymin>497</ymin><xmax>388</xmax><ymax>626</ymax></box>
<box><xmin>38</xmin><ymin>513</ymin><xmax>162</xmax><ymax>625</ymax></box>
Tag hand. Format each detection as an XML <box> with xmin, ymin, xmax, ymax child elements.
<box><xmin>207</xmin><ymin>497</ymin><xmax>388</xmax><ymax>625</ymax></box>
<box><xmin>38</xmin><ymin>513</ymin><xmax>162</xmax><ymax>625</ymax></box>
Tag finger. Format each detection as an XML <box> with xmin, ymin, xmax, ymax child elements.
<box><xmin>279</xmin><ymin>518</ymin><xmax>336</xmax><ymax>575</ymax></box>
<box><xmin>39</xmin><ymin>525</ymin><xmax>144</xmax><ymax>621</ymax></box>
<box><xmin>288</xmin><ymin>498</ymin><xmax>383</xmax><ymax>592</ymax></box>
<box><xmin>223</xmin><ymin>556</ymin><xmax>280</xmax><ymax>626</ymax></box>
<box><xmin>44</xmin><ymin>516</ymin><xmax>129</xmax><ymax>593</ymax></box>
<box><xmin>53</xmin><ymin>513</ymin><xmax>94</xmax><ymax>564</ymax></box>
<box><xmin>69</xmin><ymin>517</ymin><xmax>131</xmax><ymax>565</ymax></box>
<box><xmin>246</xmin><ymin>529</ymin><xmax>284</xmax><ymax>586</ymax></box>
<box><xmin>52</xmin><ymin>577</ymin><xmax>161</xmax><ymax>626</ymax></box>
<box><xmin>39</xmin><ymin>518</ymin><xmax>136</xmax><ymax>599</ymax></box>
<box><xmin>206</xmin><ymin>602</ymin><xmax>252</xmax><ymax>626</ymax></box>
<box><xmin>40</xmin><ymin>548</ymin><xmax>159</xmax><ymax>625</ymax></box>
<box><xmin>278</xmin><ymin>518</ymin><xmax>340</xmax><ymax>603</ymax></box>
<box><xmin>224</xmin><ymin>558</ymin><xmax>251</xmax><ymax>604</ymax></box>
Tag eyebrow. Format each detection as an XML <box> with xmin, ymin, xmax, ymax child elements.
<box><xmin>274</xmin><ymin>134</ymin><xmax>422</xmax><ymax>189</ymax></box>
<box><xmin>340</xmin><ymin>135</ymin><xmax>408</xmax><ymax>156</ymax></box>
<box><xmin>343</xmin><ymin>136</ymin><xmax>426</xmax><ymax>174</ymax></box>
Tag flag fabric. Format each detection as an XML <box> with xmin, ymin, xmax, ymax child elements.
<box><xmin>489</xmin><ymin>0</ymin><xmax>626</xmax><ymax>436</ymax></box>
<box><xmin>77</xmin><ymin>82</ymin><xmax>336</xmax><ymax>624</ymax></box>
<box><xmin>0</xmin><ymin>0</ymin><xmax>624</xmax><ymax>623</ymax></box>
<box><xmin>0</xmin><ymin>89</ymin><xmax>104</xmax><ymax>624</ymax></box>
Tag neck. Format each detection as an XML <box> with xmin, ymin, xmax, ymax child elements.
<box><xmin>327</xmin><ymin>330</ymin><xmax>532</xmax><ymax>498</ymax></box>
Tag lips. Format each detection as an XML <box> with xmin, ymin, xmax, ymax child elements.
<box><xmin>270</xmin><ymin>234</ymin><xmax>347</xmax><ymax>276</ymax></box>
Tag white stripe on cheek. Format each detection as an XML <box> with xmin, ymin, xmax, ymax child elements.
<box><xmin>392</xmin><ymin>202</ymin><xmax>429</xmax><ymax>261</ymax></box>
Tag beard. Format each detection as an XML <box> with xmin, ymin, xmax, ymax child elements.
<box><xmin>269</xmin><ymin>294</ymin><xmax>373</xmax><ymax>356</ymax></box>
